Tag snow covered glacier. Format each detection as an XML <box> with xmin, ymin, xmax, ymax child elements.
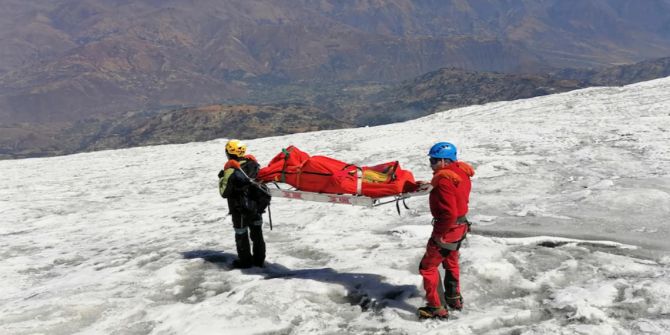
<box><xmin>1</xmin><ymin>77</ymin><xmax>669</xmax><ymax>334</ymax></box>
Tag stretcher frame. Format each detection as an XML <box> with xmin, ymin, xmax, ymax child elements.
<box><xmin>265</xmin><ymin>181</ymin><xmax>432</xmax><ymax>210</ymax></box>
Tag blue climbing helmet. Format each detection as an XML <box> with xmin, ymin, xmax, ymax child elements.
<box><xmin>428</xmin><ymin>142</ymin><xmax>457</xmax><ymax>161</ymax></box>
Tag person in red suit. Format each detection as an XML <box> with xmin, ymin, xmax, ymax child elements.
<box><xmin>418</xmin><ymin>142</ymin><xmax>475</xmax><ymax>319</ymax></box>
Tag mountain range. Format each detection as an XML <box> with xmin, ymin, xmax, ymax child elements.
<box><xmin>2</xmin><ymin>0</ymin><xmax>670</xmax><ymax>158</ymax></box>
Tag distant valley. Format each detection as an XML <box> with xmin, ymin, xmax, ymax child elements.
<box><xmin>2</xmin><ymin>56</ymin><xmax>669</xmax><ymax>159</ymax></box>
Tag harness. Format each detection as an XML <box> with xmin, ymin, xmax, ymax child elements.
<box><xmin>431</xmin><ymin>215</ymin><xmax>470</xmax><ymax>251</ymax></box>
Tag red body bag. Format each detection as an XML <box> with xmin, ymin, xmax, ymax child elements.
<box><xmin>257</xmin><ymin>146</ymin><xmax>418</xmax><ymax>197</ymax></box>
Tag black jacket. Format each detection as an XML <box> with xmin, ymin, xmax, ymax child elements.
<box><xmin>218</xmin><ymin>157</ymin><xmax>262</xmax><ymax>215</ymax></box>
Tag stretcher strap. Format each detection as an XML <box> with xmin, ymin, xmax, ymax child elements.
<box><xmin>356</xmin><ymin>167</ymin><xmax>363</xmax><ymax>195</ymax></box>
<box><xmin>280</xmin><ymin>148</ymin><xmax>291</xmax><ymax>183</ymax></box>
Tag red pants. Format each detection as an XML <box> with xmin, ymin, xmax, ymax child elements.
<box><xmin>419</xmin><ymin>230</ymin><xmax>465</xmax><ymax>307</ymax></box>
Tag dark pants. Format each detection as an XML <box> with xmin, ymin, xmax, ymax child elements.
<box><xmin>233</xmin><ymin>212</ymin><xmax>266</xmax><ymax>266</ymax></box>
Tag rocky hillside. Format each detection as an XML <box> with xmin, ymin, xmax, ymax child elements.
<box><xmin>2</xmin><ymin>0</ymin><xmax>670</xmax><ymax>126</ymax></box>
<box><xmin>355</xmin><ymin>56</ymin><xmax>670</xmax><ymax>125</ymax></box>
<box><xmin>0</xmin><ymin>104</ymin><xmax>349</xmax><ymax>158</ymax></box>
<box><xmin>553</xmin><ymin>57</ymin><xmax>670</xmax><ymax>86</ymax></box>
<box><xmin>4</xmin><ymin>56</ymin><xmax>670</xmax><ymax>159</ymax></box>
<box><xmin>352</xmin><ymin>69</ymin><xmax>584</xmax><ymax>125</ymax></box>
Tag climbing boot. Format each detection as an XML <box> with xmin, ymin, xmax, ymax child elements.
<box><xmin>417</xmin><ymin>305</ymin><xmax>448</xmax><ymax>319</ymax></box>
<box><xmin>446</xmin><ymin>295</ymin><xmax>463</xmax><ymax>311</ymax></box>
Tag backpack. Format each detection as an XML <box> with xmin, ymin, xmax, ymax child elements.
<box><xmin>247</xmin><ymin>182</ymin><xmax>272</xmax><ymax>214</ymax></box>
<box><xmin>220</xmin><ymin>159</ymin><xmax>271</xmax><ymax>214</ymax></box>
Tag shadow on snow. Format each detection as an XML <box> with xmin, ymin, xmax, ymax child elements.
<box><xmin>182</xmin><ymin>249</ymin><xmax>420</xmax><ymax>314</ymax></box>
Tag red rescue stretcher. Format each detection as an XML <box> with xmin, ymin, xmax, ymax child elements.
<box><xmin>257</xmin><ymin>146</ymin><xmax>432</xmax><ymax>211</ymax></box>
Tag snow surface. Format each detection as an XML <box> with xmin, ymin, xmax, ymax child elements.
<box><xmin>1</xmin><ymin>78</ymin><xmax>670</xmax><ymax>334</ymax></box>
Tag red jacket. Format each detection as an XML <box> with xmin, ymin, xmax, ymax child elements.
<box><xmin>429</xmin><ymin>161</ymin><xmax>474</xmax><ymax>242</ymax></box>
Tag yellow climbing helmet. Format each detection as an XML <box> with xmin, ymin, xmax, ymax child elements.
<box><xmin>225</xmin><ymin>139</ymin><xmax>247</xmax><ymax>157</ymax></box>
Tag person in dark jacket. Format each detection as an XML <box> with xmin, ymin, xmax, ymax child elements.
<box><xmin>218</xmin><ymin>139</ymin><xmax>266</xmax><ymax>268</ymax></box>
<box><xmin>418</xmin><ymin>142</ymin><xmax>475</xmax><ymax>319</ymax></box>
